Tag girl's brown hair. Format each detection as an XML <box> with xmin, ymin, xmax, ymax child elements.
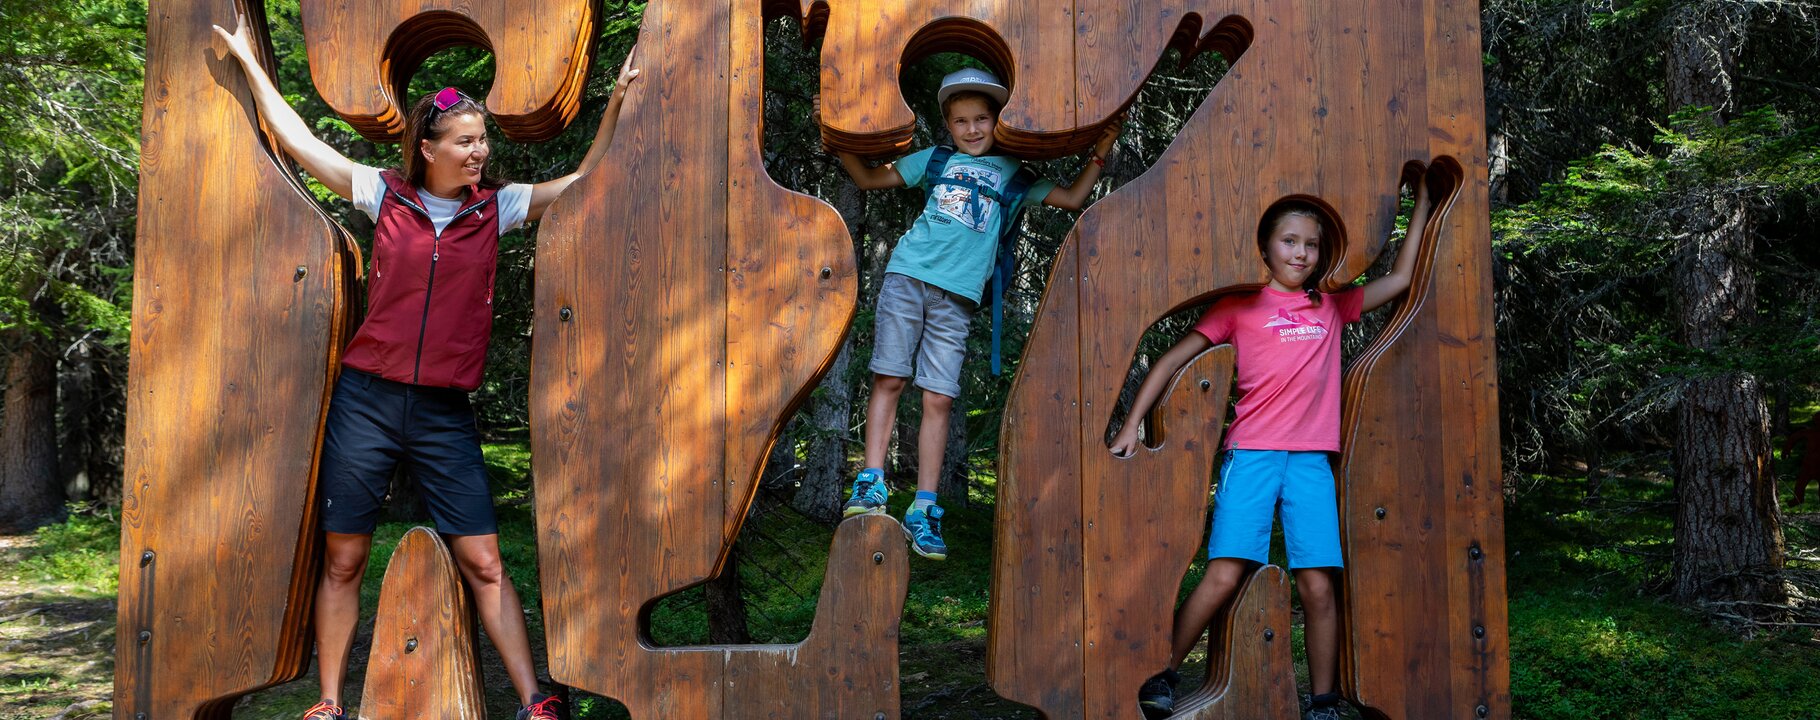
<box><xmin>1256</xmin><ymin>200</ymin><xmax>1336</xmax><ymax>304</ymax></box>
<box><xmin>399</xmin><ymin>90</ymin><xmax>505</xmax><ymax>191</ymax></box>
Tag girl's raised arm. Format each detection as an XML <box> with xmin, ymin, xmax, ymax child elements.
<box><xmin>1360</xmin><ymin>172</ymin><xmax>1438</xmax><ymax>312</ymax></box>
<box><xmin>212</xmin><ymin>13</ymin><xmax>356</xmax><ymax>199</ymax></box>
<box><xmin>526</xmin><ymin>47</ymin><xmax>641</xmax><ymax>221</ymax></box>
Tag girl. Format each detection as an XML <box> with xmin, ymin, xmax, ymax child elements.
<box><xmin>1113</xmin><ymin>177</ymin><xmax>1436</xmax><ymax>720</ymax></box>
<box><xmin>212</xmin><ymin>14</ymin><xmax>638</xmax><ymax>720</ymax></box>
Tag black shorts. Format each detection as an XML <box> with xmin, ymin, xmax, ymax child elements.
<box><xmin>317</xmin><ymin>368</ymin><xmax>498</xmax><ymax>536</ymax></box>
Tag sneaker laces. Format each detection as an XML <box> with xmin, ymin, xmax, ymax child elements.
<box><xmin>523</xmin><ymin>695</ymin><xmax>561</xmax><ymax>720</ymax></box>
<box><xmin>851</xmin><ymin>473</ymin><xmax>881</xmax><ymax>501</ymax></box>
<box><xmin>303</xmin><ymin>700</ymin><xmax>344</xmax><ymax>720</ymax></box>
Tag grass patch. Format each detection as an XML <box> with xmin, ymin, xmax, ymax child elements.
<box><xmin>7</xmin><ymin>506</ymin><xmax>120</xmax><ymax>596</ymax></box>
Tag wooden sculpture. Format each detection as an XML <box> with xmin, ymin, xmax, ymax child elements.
<box><xmin>115</xmin><ymin>2</ymin><xmax>357</xmax><ymax>717</ymax></box>
<box><xmin>358</xmin><ymin>527</ymin><xmax>486</xmax><ymax>720</ymax></box>
<box><xmin>124</xmin><ymin>0</ymin><xmax>1503</xmax><ymax>717</ymax></box>
<box><xmin>298</xmin><ymin>0</ymin><xmax>597</xmax><ymax>142</ymax></box>
<box><xmin>813</xmin><ymin>1</ymin><xmax>1506</xmax><ymax>718</ymax></box>
<box><xmin>528</xmin><ymin>0</ymin><xmax>908</xmax><ymax>717</ymax></box>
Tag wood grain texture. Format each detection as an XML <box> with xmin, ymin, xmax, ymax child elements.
<box><xmin>116</xmin><ymin>0</ymin><xmax>355</xmax><ymax>716</ymax></box>
<box><xmin>810</xmin><ymin>1</ymin><xmax>1504</xmax><ymax>717</ymax></box>
<box><xmin>298</xmin><ymin>0</ymin><xmax>596</xmax><ymax>142</ymax></box>
<box><xmin>529</xmin><ymin>1</ymin><xmax>889</xmax><ymax>717</ymax></box>
<box><xmin>1172</xmin><ymin>566</ymin><xmax>1300</xmax><ymax>719</ymax></box>
<box><xmin>358</xmin><ymin>527</ymin><xmax>485</xmax><ymax>720</ymax></box>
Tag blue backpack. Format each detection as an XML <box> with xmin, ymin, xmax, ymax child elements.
<box><xmin>921</xmin><ymin>145</ymin><xmax>1038</xmax><ymax>375</ymax></box>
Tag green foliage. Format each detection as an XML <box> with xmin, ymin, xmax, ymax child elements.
<box><xmin>1506</xmin><ymin>468</ymin><xmax>1820</xmax><ymax>718</ymax></box>
<box><xmin>9</xmin><ymin>505</ymin><xmax>120</xmax><ymax>594</ymax></box>
<box><xmin>1493</xmin><ymin>107</ymin><xmax>1820</xmax><ymax>462</ymax></box>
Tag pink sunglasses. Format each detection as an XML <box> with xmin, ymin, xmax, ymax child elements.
<box><xmin>430</xmin><ymin>86</ymin><xmax>471</xmax><ymax>115</ymax></box>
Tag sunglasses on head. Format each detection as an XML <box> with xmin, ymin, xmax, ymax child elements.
<box><xmin>429</xmin><ymin>86</ymin><xmax>473</xmax><ymax>117</ymax></box>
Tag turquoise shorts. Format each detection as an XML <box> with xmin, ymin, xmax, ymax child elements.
<box><xmin>1207</xmin><ymin>449</ymin><xmax>1344</xmax><ymax>569</ymax></box>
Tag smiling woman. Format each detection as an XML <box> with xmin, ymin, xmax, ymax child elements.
<box><xmin>206</xmin><ymin>10</ymin><xmax>640</xmax><ymax>720</ymax></box>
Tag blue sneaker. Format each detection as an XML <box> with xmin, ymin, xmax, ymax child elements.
<box><xmin>902</xmin><ymin>504</ymin><xmax>948</xmax><ymax>560</ymax></box>
<box><xmin>842</xmin><ymin>469</ymin><xmax>888</xmax><ymax>517</ymax></box>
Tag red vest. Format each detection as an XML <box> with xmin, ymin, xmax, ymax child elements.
<box><xmin>341</xmin><ymin>171</ymin><xmax>500</xmax><ymax>391</ymax></box>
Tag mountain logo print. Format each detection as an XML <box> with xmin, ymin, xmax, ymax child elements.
<box><xmin>1263</xmin><ymin>306</ymin><xmax>1328</xmax><ymax>342</ymax></box>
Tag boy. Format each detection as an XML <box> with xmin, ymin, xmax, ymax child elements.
<box><xmin>816</xmin><ymin>68</ymin><xmax>1121</xmax><ymax>560</ymax></box>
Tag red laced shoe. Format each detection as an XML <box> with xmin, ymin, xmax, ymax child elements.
<box><xmin>517</xmin><ymin>693</ymin><xmax>561</xmax><ymax>720</ymax></box>
<box><xmin>302</xmin><ymin>699</ymin><xmax>345</xmax><ymax>720</ymax></box>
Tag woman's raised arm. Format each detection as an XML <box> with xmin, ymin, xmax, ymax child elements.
<box><xmin>526</xmin><ymin>47</ymin><xmax>641</xmax><ymax>222</ymax></box>
<box><xmin>212</xmin><ymin>13</ymin><xmax>356</xmax><ymax>199</ymax></box>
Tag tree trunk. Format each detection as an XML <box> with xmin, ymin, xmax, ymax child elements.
<box><xmin>792</xmin><ymin>175</ymin><xmax>865</xmax><ymax>523</ymax></box>
<box><xmin>705</xmin><ymin>544</ymin><xmax>751</xmax><ymax>644</ymax></box>
<box><xmin>937</xmin><ymin>389</ymin><xmax>970</xmax><ymax>508</ymax></box>
<box><xmin>57</xmin><ymin>335</ymin><xmax>93</xmax><ymax>502</ymax></box>
<box><xmin>1667</xmin><ymin>5</ymin><xmax>1788</xmax><ymax>618</ymax></box>
<box><xmin>0</xmin><ymin>330</ymin><xmax>64</xmax><ymax>532</ymax></box>
<box><xmin>794</xmin><ymin>339</ymin><xmax>853</xmax><ymax>523</ymax></box>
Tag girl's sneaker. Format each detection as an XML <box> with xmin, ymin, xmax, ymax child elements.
<box><xmin>302</xmin><ymin>699</ymin><xmax>345</xmax><ymax>719</ymax></box>
<box><xmin>902</xmin><ymin>504</ymin><xmax>948</xmax><ymax>560</ymax></box>
<box><xmin>518</xmin><ymin>693</ymin><xmax>562</xmax><ymax>720</ymax></box>
<box><xmin>842</xmin><ymin>469</ymin><xmax>889</xmax><ymax>516</ymax></box>
<box><xmin>1138</xmin><ymin>668</ymin><xmax>1180</xmax><ymax>718</ymax></box>
<box><xmin>1301</xmin><ymin>692</ymin><xmax>1350</xmax><ymax>720</ymax></box>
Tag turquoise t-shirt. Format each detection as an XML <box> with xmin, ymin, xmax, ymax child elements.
<box><xmin>886</xmin><ymin>147</ymin><xmax>1056</xmax><ymax>303</ymax></box>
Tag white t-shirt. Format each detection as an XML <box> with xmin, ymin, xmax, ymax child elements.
<box><xmin>351</xmin><ymin>164</ymin><xmax>533</xmax><ymax>237</ymax></box>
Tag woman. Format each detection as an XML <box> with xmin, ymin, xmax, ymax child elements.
<box><xmin>213</xmin><ymin>13</ymin><xmax>638</xmax><ymax>720</ymax></box>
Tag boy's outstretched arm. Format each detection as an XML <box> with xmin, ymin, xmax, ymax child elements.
<box><xmin>528</xmin><ymin>47</ymin><xmax>641</xmax><ymax>221</ymax></box>
<box><xmin>1108</xmin><ymin>331</ymin><xmax>1215</xmax><ymax>456</ymax></box>
<box><xmin>1042</xmin><ymin>118</ymin><xmax>1123</xmax><ymax>211</ymax></box>
<box><xmin>812</xmin><ymin>94</ymin><xmax>906</xmax><ymax>190</ymax></box>
<box><xmin>1361</xmin><ymin>172</ymin><xmax>1438</xmax><ymax>312</ymax></box>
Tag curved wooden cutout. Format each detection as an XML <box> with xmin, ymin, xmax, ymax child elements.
<box><xmin>1337</xmin><ymin>158</ymin><xmax>1508</xmax><ymax>720</ymax></box>
<box><xmin>1174</xmin><ymin>565</ymin><xmax>1299</xmax><ymax>719</ymax></box>
<box><xmin>808</xmin><ymin>0</ymin><xmax>1251</xmax><ymax>158</ymax></box>
<box><xmin>298</xmin><ymin>0</ymin><xmax>596</xmax><ymax>142</ymax></box>
<box><xmin>116</xmin><ymin>1</ymin><xmax>355</xmax><ymax>716</ymax></box>
<box><xmin>358</xmin><ymin>527</ymin><xmax>485</xmax><ymax>720</ymax></box>
<box><xmin>530</xmin><ymin>1</ymin><xmax>886</xmax><ymax>716</ymax></box>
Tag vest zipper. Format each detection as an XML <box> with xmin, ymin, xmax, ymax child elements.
<box><xmin>389</xmin><ymin>189</ymin><xmax>494</xmax><ymax>385</ymax></box>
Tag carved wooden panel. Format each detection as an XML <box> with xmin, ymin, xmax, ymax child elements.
<box><xmin>115</xmin><ymin>2</ymin><xmax>356</xmax><ymax>717</ymax></box>
<box><xmin>358</xmin><ymin>527</ymin><xmax>485</xmax><ymax>720</ymax></box>
<box><xmin>811</xmin><ymin>1</ymin><xmax>1505</xmax><ymax>718</ymax></box>
<box><xmin>529</xmin><ymin>1</ymin><xmax>902</xmax><ymax>717</ymax></box>
<box><xmin>298</xmin><ymin>0</ymin><xmax>596</xmax><ymax>142</ymax></box>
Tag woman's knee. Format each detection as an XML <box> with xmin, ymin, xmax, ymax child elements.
<box><xmin>452</xmin><ymin>540</ymin><xmax>507</xmax><ymax>586</ymax></box>
<box><xmin>874</xmin><ymin>374</ymin><xmax>908</xmax><ymax>394</ymax></box>
<box><xmin>322</xmin><ymin>535</ymin><xmax>371</xmax><ymax>585</ymax></box>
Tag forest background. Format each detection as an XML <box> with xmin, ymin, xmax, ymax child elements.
<box><xmin>2</xmin><ymin>0</ymin><xmax>1819</xmax><ymax>718</ymax></box>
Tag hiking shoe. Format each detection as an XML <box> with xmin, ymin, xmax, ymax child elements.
<box><xmin>518</xmin><ymin>693</ymin><xmax>562</xmax><ymax>720</ymax></box>
<box><xmin>902</xmin><ymin>504</ymin><xmax>949</xmax><ymax>560</ymax></box>
<box><xmin>1301</xmin><ymin>693</ymin><xmax>1347</xmax><ymax>720</ymax></box>
<box><xmin>302</xmin><ymin>699</ymin><xmax>345</xmax><ymax>720</ymax></box>
<box><xmin>842</xmin><ymin>469</ymin><xmax>889</xmax><ymax>517</ymax></box>
<box><xmin>1138</xmin><ymin>668</ymin><xmax>1180</xmax><ymax>719</ymax></box>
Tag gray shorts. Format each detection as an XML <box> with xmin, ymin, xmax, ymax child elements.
<box><xmin>870</xmin><ymin>272</ymin><xmax>973</xmax><ymax>398</ymax></box>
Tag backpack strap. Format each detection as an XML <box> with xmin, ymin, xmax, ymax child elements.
<box><xmin>988</xmin><ymin>165</ymin><xmax>1041</xmax><ymax>375</ymax></box>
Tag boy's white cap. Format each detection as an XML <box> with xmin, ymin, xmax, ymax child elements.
<box><xmin>937</xmin><ymin>68</ymin><xmax>1010</xmax><ymax>107</ymax></box>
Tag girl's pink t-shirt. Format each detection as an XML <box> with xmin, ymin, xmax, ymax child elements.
<box><xmin>1193</xmin><ymin>286</ymin><xmax>1363</xmax><ymax>451</ymax></box>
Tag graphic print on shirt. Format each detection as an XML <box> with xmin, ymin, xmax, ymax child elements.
<box><xmin>931</xmin><ymin>162</ymin><xmax>1006</xmax><ymax>233</ymax></box>
<box><xmin>1263</xmin><ymin>306</ymin><xmax>1328</xmax><ymax>343</ymax></box>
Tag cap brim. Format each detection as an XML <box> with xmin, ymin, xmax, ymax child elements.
<box><xmin>938</xmin><ymin>81</ymin><xmax>1010</xmax><ymax>108</ymax></box>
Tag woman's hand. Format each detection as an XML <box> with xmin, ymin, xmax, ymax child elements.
<box><xmin>211</xmin><ymin>13</ymin><xmax>259</xmax><ymax>67</ymax></box>
<box><xmin>614</xmin><ymin>44</ymin><xmax>641</xmax><ymax>92</ymax></box>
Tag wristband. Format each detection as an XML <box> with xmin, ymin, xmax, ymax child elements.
<box><xmin>1090</xmin><ymin>154</ymin><xmax>1105</xmax><ymax>168</ymax></box>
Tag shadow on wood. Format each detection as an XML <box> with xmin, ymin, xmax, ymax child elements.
<box><xmin>358</xmin><ymin>527</ymin><xmax>485</xmax><ymax>720</ymax></box>
<box><xmin>528</xmin><ymin>1</ymin><xmax>895</xmax><ymax>717</ymax></box>
<box><xmin>115</xmin><ymin>1</ymin><xmax>357</xmax><ymax>716</ymax></box>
